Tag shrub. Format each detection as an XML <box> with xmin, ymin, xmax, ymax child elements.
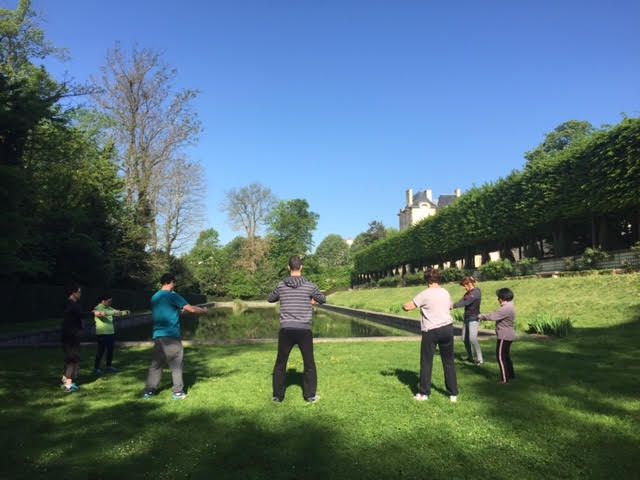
<box><xmin>226</xmin><ymin>270</ymin><xmax>263</xmax><ymax>299</ymax></box>
<box><xmin>527</xmin><ymin>314</ymin><xmax>572</xmax><ymax>337</ymax></box>
<box><xmin>566</xmin><ymin>247</ymin><xmax>611</xmax><ymax>271</ymax></box>
<box><xmin>402</xmin><ymin>272</ymin><xmax>424</xmax><ymax>286</ymax></box>
<box><xmin>440</xmin><ymin>267</ymin><xmax>470</xmax><ymax>284</ymax></box>
<box><xmin>514</xmin><ymin>257</ymin><xmax>538</xmax><ymax>276</ymax></box>
<box><xmin>478</xmin><ymin>259</ymin><xmax>513</xmax><ymax>280</ymax></box>
<box><xmin>377</xmin><ymin>276</ymin><xmax>401</xmax><ymax>288</ymax></box>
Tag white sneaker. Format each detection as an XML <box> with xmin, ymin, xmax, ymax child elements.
<box><xmin>449</xmin><ymin>395</ymin><xmax>457</xmax><ymax>403</ymax></box>
<box><xmin>414</xmin><ymin>393</ymin><xmax>429</xmax><ymax>401</ymax></box>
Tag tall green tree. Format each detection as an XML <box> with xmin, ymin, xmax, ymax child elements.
<box><xmin>315</xmin><ymin>234</ymin><xmax>351</xmax><ymax>267</ymax></box>
<box><xmin>185</xmin><ymin>228</ymin><xmax>227</xmax><ymax>296</ymax></box>
<box><xmin>1</xmin><ymin>0</ymin><xmax>67</xmax><ymax>278</ymax></box>
<box><xmin>265</xmin><ymin>199</ymin><xmax>319</xmax><ymax>273</ymax></box>
<box><xmin>524</xmin><ymin>120</ymin><xmax>596</xmax><ymax>166</ymax></box>
<box><xmin>350</xmin><ymin>220</ymin><xmax>387</xmax><ymax>255</ymax></box>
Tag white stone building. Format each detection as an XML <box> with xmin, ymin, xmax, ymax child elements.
<box><xmin>398</xmin><ymin>187</ymin><xmax>461</xmax><ymax>231</ymax></box>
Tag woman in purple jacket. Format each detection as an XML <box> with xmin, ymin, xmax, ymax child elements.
<box><xmin>451</xmin><ymin>276</ymin><xmax>483</xmax><ymax>365</ymax></box>
<box><xmin>478</xmin><ymin>288</ymin><xmax>516</xmax><ymax>384</ymax></box>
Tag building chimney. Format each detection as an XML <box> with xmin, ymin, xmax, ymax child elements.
<box><xmin>426</xmin><ymin>189</ymin><xmax>432</xmax><ymax>202</ymax></box>
<box><xmin>406</xmin><ymin>188</ymin><xmax>413</xmax><ymax>206</ymax></box>
<box><xmin>454</xmin><ymin>188</ymin><xmax>461</xmax><ymax>197</ymax></box>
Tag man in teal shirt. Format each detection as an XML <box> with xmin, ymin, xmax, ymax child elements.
<box><xmin>143</xmin><ymin>273</ymin><xmax>208</xmax><ymax>400</ymax></box>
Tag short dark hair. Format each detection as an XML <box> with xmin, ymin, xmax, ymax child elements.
<box><xmin>97</xmin><ymin>292</ymin><xmax>113</xmax><ymax>303</ymax></box>
<box><xmin>496</xmin><ymin>288</ymin><xmax>514</xmax><ymax>302</ymax></box>
<box><xmin>160</xmin><ymin>273</ymin><xmax>175</xmax><ymax>286</ymax></box>
<box><xmin>460</xmin><ymin>276</ymin><xmax>476</xmax><ymax>286</ymax></box>
<box><xmin>288</xmin><ymin>256</ymin><xmax>302</xmax><ymax>271</ymax></box>
<box><xmin>64</xmin><ymin>282</ymin><xmax>80</xmax><ymax>297</ymax></box>
<box><xmin>423</xmin><ymin>268</ymin><xmax>441</xmax><ymax>285</ymax></box>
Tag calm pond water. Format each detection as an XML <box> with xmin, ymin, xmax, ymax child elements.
<box><xmin>117</xmin><ymin>307</ymin><xmax>405</xmax><ymax>341</ymax></box>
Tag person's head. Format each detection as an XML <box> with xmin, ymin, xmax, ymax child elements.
<box><xmin>460</xmin><ymin>276</ymin><xmax>476</xmax><ymax>292</ymax></box>
<box><xmin>288</xmin><ymin>256</ymin><xmax>302</xmax><ymax>274</ymax></box>
<box><xmin>423</xmin><ymin>268</ymin><xmax>441</xmax><ymax>285</ymax></box>
<box><xmin>160</xmin><ymin>273</ymin><xmax>176</xmax><ymax>290</ymax></box>
<box><xmin>97</xmin><ymin>293</ymin><xmax>113</xmax><ymax>306</ymax></box>
<box><xmin>65</xmin><ymin>282</ymin><xmax>81</xmax><ymax>300</ymax></box>
<box><xmin>496</xmin><ymin>287</ymin><xmax>514</xmax><ymax>303</ymax></box>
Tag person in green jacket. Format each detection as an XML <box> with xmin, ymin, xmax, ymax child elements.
<box><xmin>93</xmin><ymin>293</ymin><xmax>130</xmax><ymax>374</ymax></box>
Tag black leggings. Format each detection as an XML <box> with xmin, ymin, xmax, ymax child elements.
<box><xmin>62</xmin><ymin>334</ymin><xmax>80</xmax><ymax>380</ymax></box>
<box><xmin>496</xmin><ymin>339</ymin><xmax>515</xmax><ymax>382</ymax></box>
<box><xmin>95</xmin><ymin>334</ymin><xmax>115</xmax><ymax>369</ymax></box>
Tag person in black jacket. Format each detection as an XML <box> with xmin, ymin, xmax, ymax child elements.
<box><xmin>61</xmin><ymin>283</ymin><xmax>104</xmax><ymax>393</ymax></box>
<box><xmin>267</xmin><ymin>256</ymin><xmax>326</xmax><ymax>403</ymax></box>
<box><xmin>451</xmin><ymin>276</ymin><xmax>483</xmax><ymax>365</ymax></box>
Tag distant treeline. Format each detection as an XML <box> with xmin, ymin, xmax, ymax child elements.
<box><xmin>354</xmin><ymin>117</ymin><xmax>640</xmax><ymax>278</ymax></box>
<box><xmin>0</xmin><ymin>283</ymin><xmax>207</xmax><ymax>325</ymax></box>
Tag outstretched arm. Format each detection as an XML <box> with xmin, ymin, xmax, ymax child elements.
<box><xmin>478</xmin><ymin>304</ymin><xmax>507</xmax><ymax>322</ymax></box>
<box><xmin>267</xmin><ymin>287</ymin><xmax>280</xmax><ymax>303</ymax></box>
<box><xmin>452</xmin><ymin>290</ymin><xmax>480</xmax><ymax>309</ymax></box>
<box><xmin>311</xmin><ymin>286</ymin><xmax>326</xmax><ymax>305</ymax></box>
<box><xmin>403</xmin><ymin>300</ymin><xmax>417</xmax><ymax>312</ymax></box>
<box><xmin>182</xmin><ymin>304</ymin><xmax>208</xmax><ymax>315</ymax></box>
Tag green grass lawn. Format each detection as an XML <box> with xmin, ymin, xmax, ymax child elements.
<box><xmin>1</xmin><ymin>323</ymin><xmax>639</xmax><ymax>479</ymax></box>
<box><xmin>1</xmin><ymin>272</ymin><xmax>639</xmax><ymax>479</ymax></box>
<box><xmin>328</xmin><ymin>272</ymin><xmax>640</xmax><ymax>331</ymax></box>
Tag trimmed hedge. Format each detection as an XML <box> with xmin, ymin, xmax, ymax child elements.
<box><xmin>354</xmin><ymin>118</ymin><xmax>640</xmax><ymax>276</ymax></box>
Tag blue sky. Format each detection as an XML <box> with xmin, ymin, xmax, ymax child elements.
<box><xmin>16</xmin><ymin>0</ymin><xmax>640</xmax><ymax>250</ymax></box>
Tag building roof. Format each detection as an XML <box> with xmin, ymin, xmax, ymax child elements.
<box><xmin>411</xmin><ymin>190</ymin><xmax>437</xmax><ymax>208</ymax></box>
<box><xmin>437</xmin><ymin>194</ymin><xmax>458</xmax><ymax>208</ymax></box>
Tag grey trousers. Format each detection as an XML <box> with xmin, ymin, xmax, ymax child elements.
<box><xmin>462</xmin><ymin>320</ymin><xmax>483</xmax><ymax>363</ymax></box>
<box><xmin>144</xmin><ymin>337</ymin><xmax>184</xmax><ymax>394</ymax></box>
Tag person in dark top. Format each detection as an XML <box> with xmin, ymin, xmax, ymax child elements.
<box><xmin>267</xmin><ymin>256</ymin><xmax>326</xmax><ymax>403</ymax></box>
<box><xmin>451</xmin><ymin>276</ymin><xmax>483</xmax><ymax>365</ymax></box>
<box><xmin>61</xmin><ymin>283</ymin><xmax>104</xmax><ymax>393</ymax></box>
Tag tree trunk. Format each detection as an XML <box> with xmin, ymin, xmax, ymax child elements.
<box><xmin>552</xmin><ymin>220</ymin><xmax>569</xmax><ymax>257</ymax></box>
<box><xmin>598</xmin><ymin>215</ymin><xmax>608</xmax><ymax>250</ymax></box>
<box><xmin>464</xmin><ymin>248</ymin><xmax>475</xmax><ymax>269</ymax></box>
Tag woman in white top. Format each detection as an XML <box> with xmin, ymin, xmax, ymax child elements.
<box><xmin>403</xmin><ymin>268</ymin><xmax>458</xmax><ymax>402</ymax></box>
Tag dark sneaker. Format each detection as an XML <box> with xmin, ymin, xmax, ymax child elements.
<box><xmin>271</xmin><ymin>396</ymin><xmax>282</xmax><ymax>402</ymax></box>
<box><xmin>304</xmin><ymin>395</ymin><xmax>320</xmax><ymax>403</ymax></box>
<box><xmin>172</xmin><ymin>392</ymin><xmax>187</xmax><ymax>400</ymax></box>
<box><xmin>106</xmin><ymin>366</ymin><xmax>117</xmax><ymax>373</ymax></box>
<box><xmin>93</xmin><ymin>368</ymin><xmax>103</xmax><ymax>375</ymax></box>
<box><xmin>143</xmin><ymin>391</ymin><xmax>154</xmax><ymax>399</ymax></box>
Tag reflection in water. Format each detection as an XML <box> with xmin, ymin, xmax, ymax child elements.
<box><xmin>117</xmin><ymin>308</ymin><xmax>403</xmax><ymax>341</ymax></box>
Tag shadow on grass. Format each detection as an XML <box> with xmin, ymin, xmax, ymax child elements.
<box><xmin>1</xmin><ymin>318</ymin><xmax>639</xmax><ymax>479</ymax></box>
<box><xmin>380</xmin><ymin>368</ymin><xmax>453</xmax><ymax>397</ymax></box>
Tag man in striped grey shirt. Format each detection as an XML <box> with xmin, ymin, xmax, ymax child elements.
<box><xmin>268</xmin><ymin>255</ymin><xmax>326</xmax><ymax>403</ymax></box>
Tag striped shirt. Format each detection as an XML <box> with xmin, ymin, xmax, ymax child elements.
<box><xmin>267</xmin><ymin>276</ymin><xmax>326</xmax><ymax>330</ymax></box>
